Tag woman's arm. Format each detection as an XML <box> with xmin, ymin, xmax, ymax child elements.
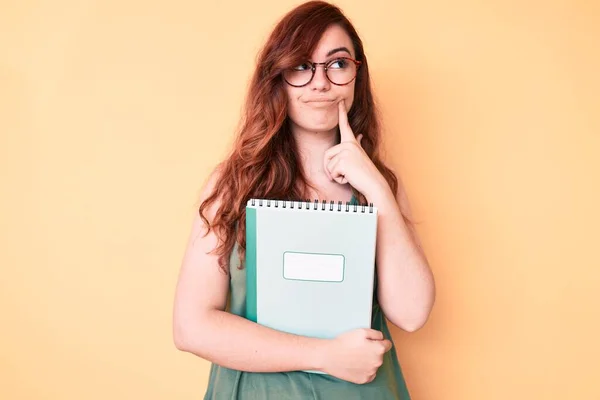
<box><xmin>365</xmin><ymin>176</ymin><xmax>436</xmax><ymax>332</ymax></box>
<box><xmin>172</xmin><ymin>170</ymin><xmax>326</xmax><ymax>372</ymax></box>
<box><xmin>322</xmin><ymin>101</ymin><xmax>436</xmax><ymax>332</ymax></box>
<box><xmin>173</xmin><ymin>213</ymin><xmax>327</xmax><ymax>373</ymax></box>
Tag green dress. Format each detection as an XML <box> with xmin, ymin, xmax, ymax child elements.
<box><xmin>204</xmin><ymin>196</ymin><xmax>412</xmax><ymax>399</ymax></box>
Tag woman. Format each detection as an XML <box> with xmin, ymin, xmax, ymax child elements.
<box><xmin>173</xmin><ymin>1</ymin><xmax>436</xmax><ymax>398</ymax></box>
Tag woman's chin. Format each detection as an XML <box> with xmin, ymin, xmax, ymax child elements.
<box><xmin>300</xmin><ymin>118</ymin><xmax>338</xmax><ymax>133</ymax></box>
<box><xmin>289</xmin><ymin>112</ymin><xmax>339</xmax><ymax>134</ymax></box>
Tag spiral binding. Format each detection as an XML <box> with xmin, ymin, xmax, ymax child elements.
<box><xmin>249</xmin><ymin>198</ymin><xmax>375</xmax><ymax>213</ymax></box>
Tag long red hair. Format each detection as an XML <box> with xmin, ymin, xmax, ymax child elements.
<box><xmin>199</xmin><ymin>1</ymin><xmax>411</xmax><ymax>273</ymax></box>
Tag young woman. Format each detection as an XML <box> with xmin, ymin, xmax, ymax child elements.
<box><xmin>173</xmin><ymin>1</ymin><xmax>435</xmax><ymax>398</ymax></box>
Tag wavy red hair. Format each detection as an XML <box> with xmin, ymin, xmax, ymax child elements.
<box><xmin>199</xmin><ymin>1</ymin><xmax>412</xmax><ymax>273</ymax></box>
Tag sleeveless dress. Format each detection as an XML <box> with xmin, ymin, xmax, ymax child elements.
<box><xmin>203</xmin><ymin>196</ymin><xmax>412</xmax><ymax>399</ymax></box>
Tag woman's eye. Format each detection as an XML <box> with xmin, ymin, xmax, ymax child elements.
<box><xmin>293</xmin><ymin>63</ymin><xmax>311</xmax><ymax>71</ymax></box>
<box><xmin>329</xmin><ymin>59</ymin><xmax>348</xmax><ymax>69</ymax></box>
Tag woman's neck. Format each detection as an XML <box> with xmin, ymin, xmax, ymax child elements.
<box><xmin>290</xmin><ymin>122</ymin><xmax>353</xmax><ymax>202</ymax></box>
<box><xmin>292</xmin><ymin>124</ymin><xmax>338</xmax><ymax>181</ymax></box>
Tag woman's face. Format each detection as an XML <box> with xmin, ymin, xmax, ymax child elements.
<box><xmin>284</xmin><ymin>24</ymin><xmax>357</xmax><ymax>134</ymax></box>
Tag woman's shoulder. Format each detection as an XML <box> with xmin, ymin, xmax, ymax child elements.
<box><xmin>197</xmin><ymin>162</ymin><xmax>227</xmax><ymax>215</ymax></box>
<box><xmin>203</xmin><ymin>162</ymin><xmax>226</xmax><ymax>193</ymax></box>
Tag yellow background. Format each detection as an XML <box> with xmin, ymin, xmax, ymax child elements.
<box><xmin>1</xmin><ymin>0</ymin><xmax>599</xmax><ymax>399</ymax></box>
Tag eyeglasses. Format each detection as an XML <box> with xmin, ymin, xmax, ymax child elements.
<box><xmin>283</xmin><ymin>57</ymin><xmax>362</xmax><ymax>87</ymax></box>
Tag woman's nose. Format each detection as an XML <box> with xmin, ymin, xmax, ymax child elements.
<box><xmin>309</xmin><ymin>65</ymin><xmax>331</xmax><ymax>91</ymax></box>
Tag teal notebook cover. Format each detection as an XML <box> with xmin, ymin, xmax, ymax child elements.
<box><xmin>245</xmin><ymin>198</ymin><xmax>378</xmax><ymax>344</ymax></box>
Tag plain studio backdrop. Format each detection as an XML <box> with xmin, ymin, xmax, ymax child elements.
<box><xmin>1</xmin><ymin>0</ymin><xmax>599</xmax><ymax>399</ymax></box>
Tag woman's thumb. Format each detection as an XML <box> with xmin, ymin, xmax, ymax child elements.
<box><xmin>363</xmin><ymin>328</ymin><xmax>384</xmax><ymax>341</ymax></box>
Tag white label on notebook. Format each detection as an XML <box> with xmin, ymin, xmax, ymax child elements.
<box><xmin>283</xmin><ymin>252</ymin><xmax>344</xmax><ymax>282</ymax></box>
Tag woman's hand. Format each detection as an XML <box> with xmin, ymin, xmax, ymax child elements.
<box><xmin>323</xmin><ymin>101</ymin><xmax>387</xmax><ymax>197</ymax></box>
<box><xmin>318</xmin><ymin>328</ymin><xmax>393</xmax><ymax>384</ymax></box>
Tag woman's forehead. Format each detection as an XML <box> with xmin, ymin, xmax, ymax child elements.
<box><xmin>309</xmin><ymin>25</ymin><xmax>354</xmax><ymax>60</ymax></box>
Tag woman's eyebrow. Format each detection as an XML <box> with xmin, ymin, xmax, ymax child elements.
<box><xmin>326</xmin><ymin>47</ymin><xmax>351</xmax><ymax>57</ymax></box>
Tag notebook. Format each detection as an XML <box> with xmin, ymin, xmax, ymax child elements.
<box><xmin>245</xmin><ymin>198</ymin><xmax>378</xmax><ymax>343</ymax></box>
